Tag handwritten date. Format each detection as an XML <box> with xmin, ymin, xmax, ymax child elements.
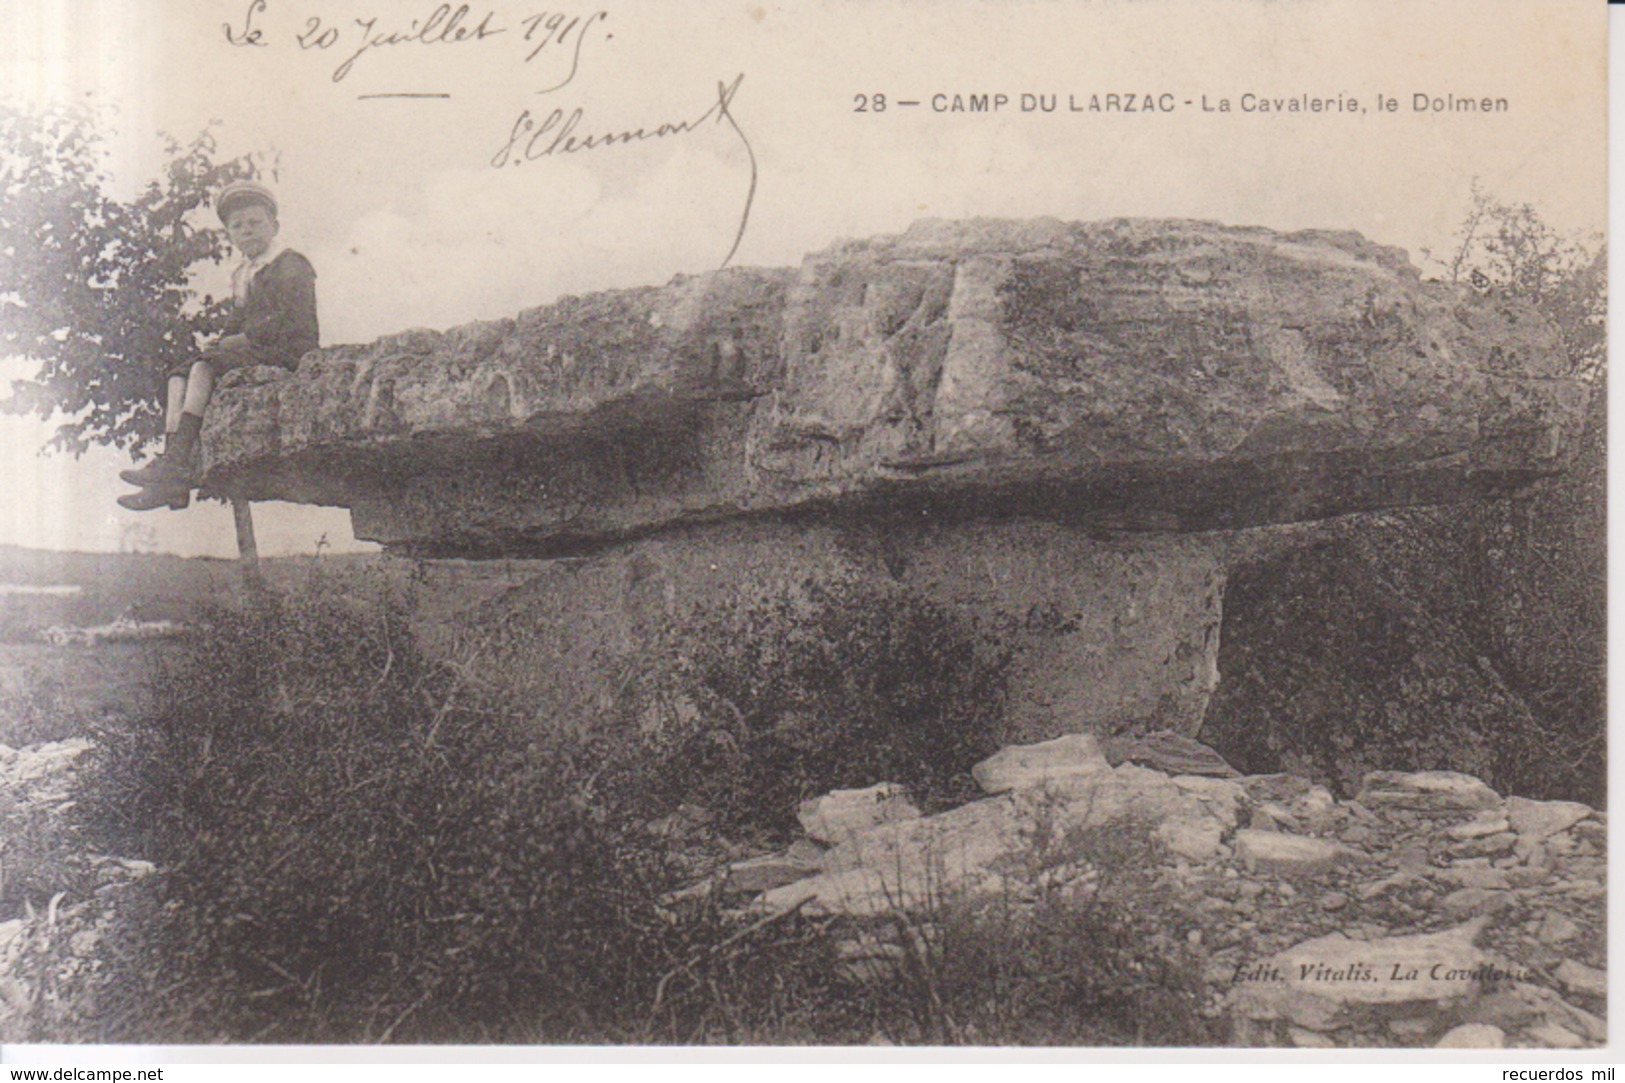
<box><xmin>225</xmin><ymin>1</ymin><xmax>608</xmax><ymax>92</ymax></box>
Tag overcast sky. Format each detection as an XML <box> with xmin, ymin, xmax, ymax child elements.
<box><xmin>1</xmin><ymin>0</ymin><xmax>1606</xmax><ymax>557</ymax></box>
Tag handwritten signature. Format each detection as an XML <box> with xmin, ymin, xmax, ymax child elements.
<box><xmin>491</xmin><ymin>74</ymin><xmax>757</xmax><ymax>267</ymax></box>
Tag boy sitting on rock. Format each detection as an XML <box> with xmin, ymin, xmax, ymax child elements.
<box><xmin>119</xmin><ymin>181</ymin><xmax>318</xmax><ymax>511</ymax></box>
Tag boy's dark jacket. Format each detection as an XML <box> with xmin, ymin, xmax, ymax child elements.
<box><xmin>223</xmin><ymin>249</ymin><xmax>319</xmax><ymax>368</ymax></box>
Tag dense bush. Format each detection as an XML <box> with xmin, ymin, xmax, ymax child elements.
<box><xmin>630</xmin><ymin>576</ymin><xmax>1012</xmax><ymax>833</ymax></box>
<box><xmin>71</xmin><ymin>569</ymin><xmax>1209</xmax><ymax>1045</ymax></box>
<box><xmin>82</xmin><ymin>575</ymin><xmax>695</xmax><ymax>1042</ymax></box>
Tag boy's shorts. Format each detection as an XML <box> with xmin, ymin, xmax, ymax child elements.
<box><xmin>168</xmin><ymin>341</ymin><xmax>292</xmax><ymax>380</ymax></box>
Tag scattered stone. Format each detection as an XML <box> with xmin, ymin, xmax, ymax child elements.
<box><xmin>834</xmin><ymin>933</ymin><xmax>909</xmax><ymax>983</ymax></box>
<box><xmin>1513</xmin><ymin>984</ymin><xmax>1607</xmax><ymax>1043</ymax></box>
<box><xmin>1505</xmin><ymin>864</ymin><xmax>1551</xmax><ymax>890</ymax></box>
<box><xmin>784</xmin><ymin>838</ymin><xmax>826</xmax><ymax>864</ymax></box>
<box><xmin>1291</xmin><ymin>787</ymin><xmax>1339</xmax><ymax>830</ymax></box>
<box><xmin>1392</xmin><ymin>845</ymin><xmax>1433</xmax><ymax>872</ymax></box>
<box><xmin>1387</xmin><ymin>1017</ymin><xmax>1433</xmax><ymax>1041</ymax></box>
<box><xmin>1343</xmin><ymin>800</ymin><xmax>1377</xmax><ymax>823</ymax></box>
<box><xmin>1435</xmin><ymin>1024</ymin><xmax>1505</xmax><ymax>1049</ymax></box>
<box><xmin>1235</xmin><ymin>831</ymin><xmax>1357</xmax><ymax>877</ymax></box>
<box><xmin>3</xmin><ymin>738</ymin><xmax>93</xmax><ymax>784</ymax></box>
<box><xmin>1450</xmin><ymin>832</ymin><xmax>1518</xmax><ymax>858</ymax></box>
<box><xmin>725</xmin><ymin>854</ymin><xmax>820</xmax><ymax>894</ymax></box>
<box><xmin>1554</xmin><ymin>958</ymin><xmax>1606</xmax><ymax>1000</ymax></box>
<box><xmin>1101</xmin><ymin>730</ymin><xmax>1240</xmax><ymax>778</ymax></box>
<box><xmin>1446</xmin><ymin>813</ymin><xmax>1512</xmax><ymax>841</ymax></box>
<box><xmin>1536</xmin><ymin>912</ymin><xmax>1581</xmax><ymax>945</ymax></box>
<box><xmin>1171</xmin><ymin>776</ymin><xmax>1247</xmax><ymax>827</ymax></box>
<box><xmin>1287</xmin><ymin>1025</ymin><xmax>1337</xmax><ymax>1048</ymax></box>
<box><xmin>1460</xmin><ymin>991</ymin><xmax>1540</xmax><ymax>1031</ymax></box>
<box><xmin>113</xmin><ymin>858</ymin><xmax>155</xmax><ymax>879</ymax></box>
<box><xmin>1156</xmin><ymin>816</ymin><xmax>1224</xmax><ymax>862</ymax></box>
<box><xmin>1525</xmin><ymin>1023</ymin><xmax>1584</xmax><ymax>1050</ymax></box>
<box><xmin>1358</xmin><ymin>875</ymin><xmax>1413</xmax><ymax>900</ymax></box>
<box><xmin>1356</xmin><ymin>771</ymin><xmax>1500</xmax><ymax>812</ymax></box>
<box><xmin>1571</xmin><ymin>820</ymin><xmax>1605</xmax><ymax>846</ymax></box>
<box><xmin>1228</xmin><ymin>919</ymin><xmax>1496</xmax><ymax>1031</ymax></box>
<box><xmin>971</xmin><ymin>734</ymin><xmax>1110</xmax><ymax>795</ymax></box>
<box><xmin>1238</xmin><ymin>774</ymin><xmax>1312</xmax><ymax>804</ymax></box>
<box><xmin>761</xmin><ymin>796</ymin><xmax>1021</xmax><ymax>916</ymax></box>
<box><xmin>1319</xmin><ymin>892</ymin><xmax>1348</xmax><ymax>912</ymax></box>
<box><xmin>1543</xmin><ymin>833</ymin><xmax>1578</xmax><ymax>856</ymax></box>
<box><xmin>1439</xmin><ymin>888</ymin><xmax>1512</xmax><ymax>917</ymax></box>
<box><xmin>1505</xmin><ymin>797</ymin><xmax>1591</xmax><ymax>843</ymax></box>
<box><xmin>797</xmin><ymin>783</ymin><xmax>920</xmax><ymax>845</ymax></box>
<box><xmin>1246</xmin><ymin>810</ymin><xmax>1280</xmax><ymax>833</ymax></box>
<box><xmin>1440</xmin><ymin>864</ymin><xmax>1510</xmax><ymax>891</ymax></box>
<box><xmin>1255</xmin><ymin>802</ymin><xmax>1302</xmax><ymax>832</ymax></box>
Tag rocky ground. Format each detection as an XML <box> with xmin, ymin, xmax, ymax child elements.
<box><xmin>0</xmin><ymin>731</ymin><xmax>1606</xmax><ymax>1048</ymax></box>
<box><xmin>0</xmin><ymin>738</ymin><xmax>152</xmax><ymax>1041</ymax></box>
<box><xmin>677</xmin><ymin>733</ymin><xmax>1608</xmax><ymax>1049</ymax></box>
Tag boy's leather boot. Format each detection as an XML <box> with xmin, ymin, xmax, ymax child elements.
<box><xmin>117</xmin><ymin>483</ymin><xmax>191</xmax><ymax>512</ymax></box>
<box><xmin>120</xmin><ymin>430</ymin><xmax>178</xmax><ymax>486</ymax></box>
<box><xmin>119</xmin><ymin>413</ymin><xmax>202</xmax><ymax>488</ymax></box>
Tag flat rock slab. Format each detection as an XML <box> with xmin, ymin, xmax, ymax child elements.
<box><xmin>1505</xmin><ymin>797</ymin><xmax>1592</xmax><ymax>842</ymax></box>
<box><xmin>1235</xmin><ymin>830</ymin><xmax>1358</xmax><ymax>876</ymax></box>
<box><xmin>1356</xmin><ymin>771</ymin><xmax>1502</xmax><ymax>812</ymax></box>
<box><xmin>971</xmin><ymin>733</ymin><xmax>1111</xmax><ymax>794</ymax></box>
<box><xmin>1554</xmin><ymin>959</ymin><xmax>1607</xmax><ymax>1000</ymax></box>
<box><xmin>797</xmin><ymin>783</ymin><xmax>920</xmax><ymax>845</ymax></box>
<box><xmin>200</xmin><ymin>217</ymin><xmax>1588</xmax><ymax>557</ymax></box>
<box><xmin>756</xmin><ymin>761</ymin><xmax>1223</xmax><ymax>917</ymax></box>
<box><xmin>1238</xmin><ymin>774</ymin><xmax>1313</xmax><ymax>804</ymax></box>
<box><xmin>1101</xmin><ymin>730</ymin><xmax>1240</xmax><ymax>778</ymax></box>
<box><xmin>1231</xmin><ymin>919</ymin><xmax>1504</xmax><ymax>1031</ymax></box>
<box><xmin>1435</xmin><ymin>1024</ymin><xmax>1505</xmax><ymax>1049</ymax></box>
<box><xmin>758</xmin><ymin>796</ymin><xmax>1024</xmax><ymax>916</ymax></box>
<box><xmin>1446</xmin><ymin>812</ymin><xmax>1512</xmax><ymax>840</ymax></box>
<box><xmin>1156</xmin><ymin>816</ymin><xmax>1225</xmax><ymax>861</ymax></box>
<box><xmin>725</xmin><ymin>855</ymin><xmax>822</xmax><ymax>895</ymax></box>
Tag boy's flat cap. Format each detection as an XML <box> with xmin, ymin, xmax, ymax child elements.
<box><xmin>216</xmin><ymin>181</ymin><xmax>278</xmax><ymax>224</ymax></box>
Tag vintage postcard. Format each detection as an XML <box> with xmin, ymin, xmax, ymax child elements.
<box><xmin>0</xmin><ymin>0</ymin><xmax>1607</xmax><ymax>1062</ymax></box>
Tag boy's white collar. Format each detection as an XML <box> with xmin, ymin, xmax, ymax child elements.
<box><xmin>243</xmin><ymin>240</ymin><xmax>284</xmax><ymax>270</ymax></box>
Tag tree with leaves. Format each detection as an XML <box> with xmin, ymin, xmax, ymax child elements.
<box><xmin>1433</xmin><ymin>178</ymin><xmax>1606</xmax><ymax>381</ymax></box>
<box><xmin>1</xmin><ymin>104</ymin><xmax>259</xmax><ymax>456</ymax></box>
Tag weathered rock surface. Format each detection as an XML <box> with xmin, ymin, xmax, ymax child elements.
<box><xmin>797</xmin><ymin>783</ymin><xmax>920</xmax><ymax>845</ymax></box>
<box><xmin>1356</xmin><ymin>771</ymin><xmax>1502</xmax><ymax>813</ymax></box>
<box><xmin>203</xmin><ymin>218</ymin><xmax>1586</xmax><ymax>557</ymax></box>
<box><xmin>727</xmin><ymin>734</ymin><xmax>1606</xmax><ymax>1049</ymax></box>
<box><xmin>0</xmin><ymin>740</ymin><xmax>151</xmax><ymax>1042</ymax></box>
<box><xmin>970</xmin><ymin>733</ymin><xmax>1110</xmax><ymax>793</ymax></box>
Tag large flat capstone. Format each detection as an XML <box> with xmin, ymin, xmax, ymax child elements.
<box><xmin>202</xmin><ymin>217</ymin><xmax>1585</xmax><ymax>558</ymax></box>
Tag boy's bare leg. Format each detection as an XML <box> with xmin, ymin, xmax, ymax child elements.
<box><xmin>181</xmin><ymin>359</ymin><xmax>216</xmax><ymax>417</ymax></box>
<box><xmin>165</xmin><ymin>375</ymin><xmax>187</xmax><ymax>434</ymax></box>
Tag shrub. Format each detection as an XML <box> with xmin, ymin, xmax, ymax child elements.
<box><xmin>73</xmin><ymin>568</ymin><xmax>1203</xmax><ymax>1046</ymax></box>
<box><xmin>81</xmin><ymin>573</ymin><xmax>684</xmax><ymax>1042</ymax></box>
<box><xmin>881</xmin><ymin>892</ymin><xmax>1214</xmax><ymax>1046</ymax></box>
<box><xmin>631</xmin><ymin>576</ymin><xmax>1011</xmax><ymax>833</ymax></box>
